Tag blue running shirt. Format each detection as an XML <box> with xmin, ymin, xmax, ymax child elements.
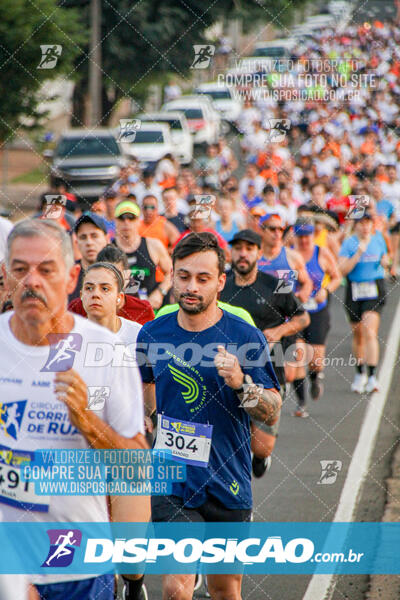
<box><xmin>258</xmin><ymin>247</ymin><xmax>291</xmax><ymax>278</ymax></box>
<box><xmin>137</xmin><ymin>310</ymin><xmax>279</xmax><ymax>509</ymax></box>
<box><xmin>339</xmin><ymin>232</ymin><xmax>387</xmax><ymax>282</ymax></box>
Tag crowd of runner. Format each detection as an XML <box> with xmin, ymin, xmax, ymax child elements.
<box><xmin>0</xmin><ymin>14</ymin><xmax>399</xmax><ymax>600</ymax></box>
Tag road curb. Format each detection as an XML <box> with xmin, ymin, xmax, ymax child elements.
<box><xmin>365</xmin><ymin>444</ymin><xmax>400</xmax><ymax>600</ymax></box>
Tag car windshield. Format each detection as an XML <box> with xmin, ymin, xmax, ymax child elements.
<box><xmin>253</xmin><ymin>47</ymin><xmax>287</xmax><ymax>57</ymax></box>
<box><xmin>132</xmin><ymin>130</ymin><xmax>165</xmax><ymax>143</ymax></box>
<box><xmin>56</xmin><ymin>136</ymin><xmax>119</xmax><ymax>157</ymax></box>
<box><xmin>175</xmin><ymin>108</ymin><xmax>203</xmax><ymax>119</ymax></box>
<box><xmin>145</xmin><ymin>118</ymin><xmax>183</xmax><ymax>131</ymax></box>
<box><xmin>200</xmin><ymin>90</ymin><xmax>231</xmax><ymax>100</ymax></box>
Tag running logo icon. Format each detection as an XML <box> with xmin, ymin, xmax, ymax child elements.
<box><xmin>41</xmin><ymin>334</ymin><xmax>83</xmax><ymax>372</ymax></box>
<box><xmin>274</xmin><ymin>269</ymin><xmax>298</xmax><ymax>294</ymax></box>
<box><xmin>42</xmin><ymin>529</ymin><xmax>82</xmax><ymax>567</ymax></box>
<box><xmin>267</xmin><ymin>119</ymin><xmax>291</xmax><ymax>143</ymax></box>
<box><xmin>191</xmin><ymin>195</ymin><xmax>216</xmax><ymax>219</ymax></box>
<box><xmin>44</xmin><ymin>195</ymin><xmax>66</xmax><ymax>220</ymax></box>
<box><xmin>87</xmin><ymin>386</ymin><xmax>110</xmax><ymax>411</ymax></box>
<box><xmin>126</xmin><ymin>268</ymin><xmax>148</xmax><ymax>294</ymax></box>
<box><xmin>168</xmin><ymin>364</ymin><xmax>199</xmax><ymax>404</ymax></box>
<box><xmin>118</xmin><ymin>119</ymin><xmax>141</xmax><ymax>143</ymax></box>
<box><xmin>0</xmin><ymin>400</ymin><xmax>27</xmax><ymax>440</ymax></box>
<box><xmin>191</xmin><ymin>45</ymin><xmax>215</xmax><ymax>69</ymax></box>
<box><xmin>240</xmin><ymin>382</ymin><xmax>264</xmax><ymax>409</ymax></box>
<box><xmin>346</xmin><ymin>195</ymin><xmax>369</xmax><ymax>220</ymax></box>
<box><xmin>317</xmin><ymin>460</ymin><xmax>342</xmax><ymax>485</ymax></box>
<box><xmin>37</xmin><ymin>45</ymin><xmax>62</xmax><ymax>69</ymax></box>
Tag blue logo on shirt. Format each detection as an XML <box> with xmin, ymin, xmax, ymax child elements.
<box><xmin>0</xmin><ymin>400</ymin><xmax>27</xmax><ymax>440</ymax></box>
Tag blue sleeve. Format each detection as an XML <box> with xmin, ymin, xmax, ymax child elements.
<box><xmin>339</xmin><ymin>238</ymin><xmax>353</xmax><ymax>258</ymax></box>
<box><xmin>242</xmin><ymin>329</ymin><xmax>280</xmax><ymax>391</ymax></box>
<box><xmin>378</xmin><ymin>231</ymin><xmax>388</xmax><ymax>255</ymax></box>
<box><xmin>137</xmin><ymin>326</ymin><xmax>155</xmax><ymax>383</ymax></box>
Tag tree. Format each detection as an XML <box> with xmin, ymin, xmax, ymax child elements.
<box><xmin>0</xmin><ymin>0</ymin><xmax>87</xmax><ymax>142</ymax></box>
<box><xmin>69</xmin><ymin>0</ymin><xmax>307</xmax><ymax>124</ymax></box>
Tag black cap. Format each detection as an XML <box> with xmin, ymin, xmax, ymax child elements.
<box><xmin>73</xmin><ymin>212</ymin><xmax>108</xmax><ymax>235</ymax></box>
<box><xmin>229</xmin><ymin>229</ymin><xmax>262</xmax><ymax>248</ymax></box>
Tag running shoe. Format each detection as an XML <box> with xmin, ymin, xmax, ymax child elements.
<box><xmin>292</xmin><ymin>408</ymin><xmax>309</xmax><ymax>418</ymax></box>
<box><xmin>310</xmin><ymin>373</ymin><xmax>324</xmax><ymax>401</ymax></box>
<box><xmin>252</xmin><ymin>454</ymin><xmax>272</xmax><ymax>478</ymax></box>
<box><xmin>365</xmin><ymin>375</ymin><xmax>379</xmax><ymax>394</ymax></box>
<box><xmin>351</xmin><ymin>373</ymin><xmax>367</xmax><ymax>394</ymax></box>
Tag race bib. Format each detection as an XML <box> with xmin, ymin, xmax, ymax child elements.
<box><xmin>154</xmin><ymin>415</ymin><xmax>213</xmax><ymax>468</ymax></box>
<box><xmin>351</xmin><ymin>281</ymin><xmax>378</xmax><ymax>301</ymax></box>
<box><xmin>0</xmin><ymin>446</ymin><xmax>49</xmax><ymax>512</ymax></box>
<box><xmin>303</xmin><ymin>298</ymin><xmax>318</xmax><ymax>312</ymax></box>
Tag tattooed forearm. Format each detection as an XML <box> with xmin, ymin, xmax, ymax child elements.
<box><xmin>242</xmin><ymin>389</ymin><xmax>282</xmax><ymax>425</ymax></box>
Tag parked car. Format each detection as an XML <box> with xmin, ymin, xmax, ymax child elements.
<box><xmin>251</xmin><ymin>38</ymin><xmax>297</xmax><ymax>59</ymax></box>
<box><xmin>121</xmin><ymin>122</ymin><xmax>176</xmax><ymax>170</ymax></box>
<box><xmin>137</xmin><ymin>111</ymin><xmax>193</xmax><ymax>165</ymax></box>
<box><xmin>48</xmin><ymin>129</ymin><xmax>128</xmax><ymax>202</ymax></box>
<box><xmin>195</xmin><ymin>82</ymin><xmax>242</xmax><ymax>133</ymax></box>
<box><xmin>162</xmin><ymin>95</ymin><xmax>220</xmax><ymax>146</ymax></box>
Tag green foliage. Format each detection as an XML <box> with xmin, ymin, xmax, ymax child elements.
<box><xmin>0</xmin><ymin>0</ymin><xmax>87</xmax><ymax>142</ymax></box>
<box><xmin>70</xmin><ymin>0</ymin><xmax>306</xmax><ymax>122</ymax></box>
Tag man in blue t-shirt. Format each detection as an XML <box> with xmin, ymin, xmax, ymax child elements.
<box><xmin>138</xmin><ymin>231</ymin><xmax>281</xmax><ymax>600</ymax></box>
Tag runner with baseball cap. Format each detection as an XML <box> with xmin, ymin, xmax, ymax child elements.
<box><xmin>68</xmin><ymin>212</ymin><xmax>109</xmax><ymax>302</ymax></box>
<box><xmin>292</xmin><ymin>220</ymin><xmax>342</xmax><ymax>416</ymax></box>
<box><xmin>114</xmin><ymin>200</ymin><xmax>172</xmax><ymax>309</ymax></box>
<box><xmin>257</xmin><ymin>213</ymin><xmax>313</xmax><ymax>414</ymax></box>
<box><xmin>221</xmin><ymin>228</ymin><xmax>310</xmax><ymax>471</ymax></box>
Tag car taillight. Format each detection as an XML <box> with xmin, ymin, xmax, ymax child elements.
<box><xmin>189</xmin><ymin>119</ymin><xmax>206</xmax><ymax>131</ymax></box>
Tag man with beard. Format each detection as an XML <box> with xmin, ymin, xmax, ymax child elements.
<box><xmin>137</xmin><ymin>232</ymin><xmax>281</xmax><ymax>600</ymax></box>
<box><xmin>220</xmin><ymin>229</ymin><xmax>310</xmax><ymax>476</ymax></box>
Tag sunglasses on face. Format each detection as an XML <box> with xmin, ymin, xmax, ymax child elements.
<box><xmin>143</xmin><ymin>205</ymin><xmax>156</xmax><ymax>210</ymax></box>
<box><xmin>262</xmin><ymin>225</ymin><xmax>284</xmax><ymax>232</ymax></box>
<box><xmin>117</xmin><ymin>214</ymin><xmax>137</xmax><ymax>221</ymax></box>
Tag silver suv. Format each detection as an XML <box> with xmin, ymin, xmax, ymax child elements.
<box><xmin>48</xmin><ymin>129</ymin><xmax>128</xmax><ymax>201</ymax></box>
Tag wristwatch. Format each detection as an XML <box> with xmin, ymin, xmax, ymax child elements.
<box><xmin>159</xmin><ymin>286</ymin><xmax>168</xmax><ymax>297</ymax></box>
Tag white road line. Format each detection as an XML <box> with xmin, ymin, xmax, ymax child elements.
<box><xmin>303</xmin><ymin>298</ymin><xmax>400</xmax><ymax>600</ymax></box>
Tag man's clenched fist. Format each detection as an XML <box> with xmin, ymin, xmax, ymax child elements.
<box><xmin>214</xmin><ymin>345</ymin><xmax>244</xmax><ymax>390</ymax></box>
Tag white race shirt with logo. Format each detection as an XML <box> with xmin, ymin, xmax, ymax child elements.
<box><xmin>0</xmin><ymin>313</ymin><xmax>144</xmax><ymax>584</ymax></box>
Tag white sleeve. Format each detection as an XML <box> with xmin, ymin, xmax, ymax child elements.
<box><xmin>105</xmin><ymin>363</ymin><xmax>145</xmax><ymax>439</ymax></box>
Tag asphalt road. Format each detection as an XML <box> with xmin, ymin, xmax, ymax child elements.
<box><xmin>140</xmin><ymin>278</ymin><xmax>400</xmax><ymax>600</ymax></box>
<box><xmin>138</xmin><ymin>5</ymin><xmax>400</xmax><ymax>596</ymax></box>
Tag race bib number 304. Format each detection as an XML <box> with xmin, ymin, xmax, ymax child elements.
<box><xmin>154</xmin><ymin>415</ymin><xmax>213</xmax><ymax>468</ymax></box>
<box><xmin>0</xmin><ymin>446</ymin><xmax>49</xmax><ymax>512</ymax></box>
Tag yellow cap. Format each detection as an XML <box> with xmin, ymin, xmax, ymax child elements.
<box><xmin>115</xmin><ymin>200</ymin><xmax>141</xmax><ymax>219</ymax></box>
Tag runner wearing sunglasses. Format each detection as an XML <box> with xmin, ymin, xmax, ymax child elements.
<box><xmin>257</xmin><ymin>212</ymin><xmax>312</xmax><ymax>404</ymax></box>
<box><xmin>292</xmin><ymin>220</ymin><xmax>342</xmax><ymax>415</ymax></box>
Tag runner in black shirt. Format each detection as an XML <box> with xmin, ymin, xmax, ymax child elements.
<box><xmin>220</xmin><ymin>229</ymin><xmax>309</xmax><ymax>477</ymax></box>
